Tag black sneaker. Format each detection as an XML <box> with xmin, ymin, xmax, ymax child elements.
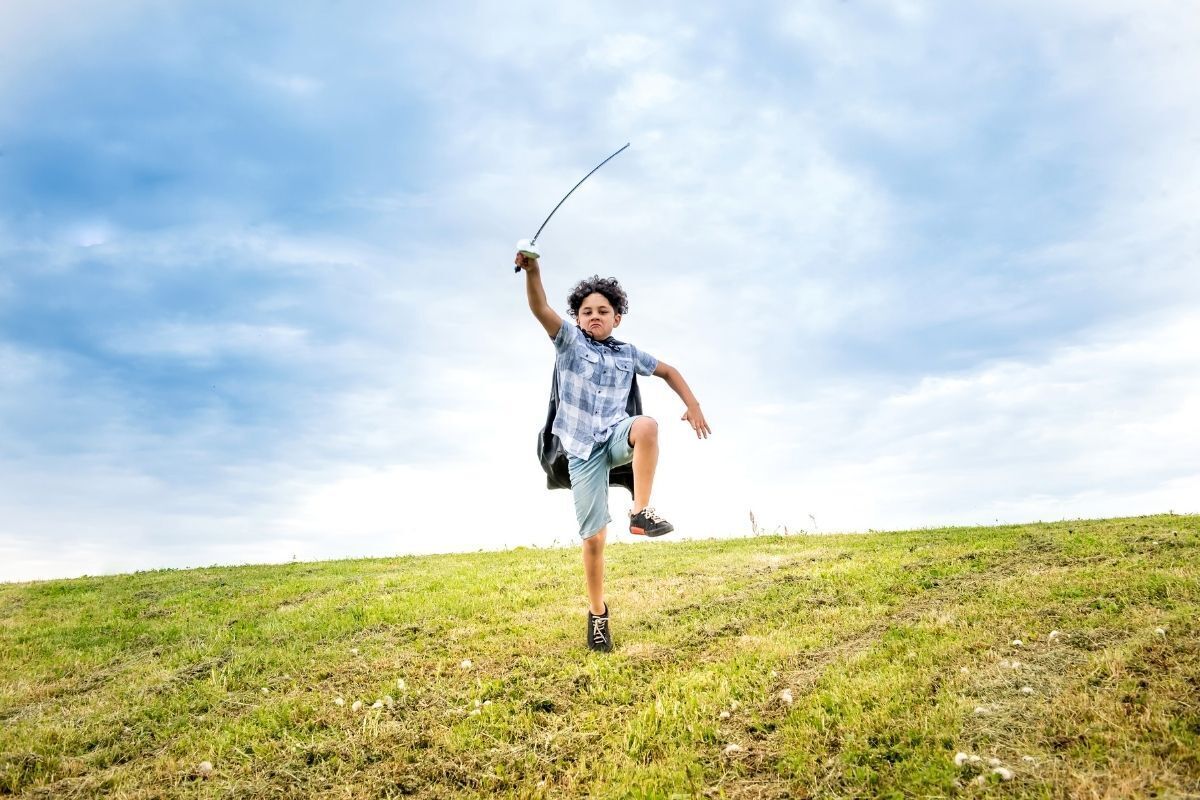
<box><xmin>588</xmin><ymin>605</ymin><xmax>613</xmax><ymax>652</ymax></box>
<box><xmin>629</xmin><ymin>507</ymin><xmax>674</xmax><ymax>537</ymax></box>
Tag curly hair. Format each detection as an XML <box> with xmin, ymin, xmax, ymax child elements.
<box><xmin>566</xmin><ymin>275</ymin><xmax>629</xmax><ymax>317</ymax></box>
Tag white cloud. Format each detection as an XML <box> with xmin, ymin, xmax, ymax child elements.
<box><xmin>103</xmin><ymin>322</ymin><xmax>310</xmax><ymax>363</ymax></box>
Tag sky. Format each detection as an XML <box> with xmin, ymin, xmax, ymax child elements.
<box><xmin>1</xmin><ymin>1</ymin><xmax>1197</xmax><ymax>583</ymax></box>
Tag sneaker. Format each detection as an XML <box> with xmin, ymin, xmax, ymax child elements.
<box><xmin>629</xmin><ymin>507</ymin><xmax>674</xmax><ymax>537</ymax></box>
<box><xmin>588</xmin><ymin>604</ymin><xmax>612</xmax><ymax>652</ymax></box>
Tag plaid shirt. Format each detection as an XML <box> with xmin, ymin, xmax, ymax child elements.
<box><xmin>551</xmin><ymin>319</ymin><xmax>658</xmax><ymax>460</ymax></box>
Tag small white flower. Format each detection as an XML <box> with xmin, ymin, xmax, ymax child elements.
<box><xmin>1048</xmin><ymin>630</ymin><xmax>1060</xmax><ymax>640</ymax></box>
<box><xmin>371</xmin><ymin>700</ymin><xmax>383</xmax><ymax>709</ymax></box>
<box><xmin>351</xmin><ymin>700</ymin><xmax>363</xmax><ymax>712</ymax></box>
<box><xmin>470</xmin><ymin>708</ymin><xmax>481</xmax><ymax>716</ymax></box>
<box><xmin>729</xmin><ymin>700</ymin><xmax>741</xmax><ymax>711</ymax></box>
<box><xmin>718</xmin><ymin>710</ymin><xmax>731</xmax><ymax>720</ymax></box>
<box><xmin>474</xmin><ymin>699</ymin><xmax>482</xmax><ymax>708</ymax></box>
<box><xmin>396</xmin><ymin>678</ymin><xmax>407</xmax><ymax>690</ymax></box>
<box><xmin>260</xmin><ymin>687</ymin><xmax>269</xmax><ymax>695</ymax></box>
<box><xmin>993</xmin><ymin>766</ymin><xmax>1014</xmax><ymax>781</ymax></box>
<box><xmin>197</xmin><ymin>761</ymin><xmax>214</xmax><ymax>777</ymax></box>
<box><xmin>722</xmin><ymin>743</ymin><xmax>743</xmax><ymax>755</ymax></box>
<box><xmin>968</xmin><ymin>755</ymin><xmax>982</xmax><ymax>764</ymax></box>
<box><xmin>460</xmin><ymin>659</ymin><xmax>474</xmax><ymax>669</ymax></box>
<box><xmin>384</xmin><ymin>695</ymin><xmax>395</xmax><ymax>707</ymax></box>
<box><xmin>350</xmin><ymin>647</ymin><xmax>359</xmax><ymax>656</ymax></box>
<box><xmin>1020</xmin><ymin>686</ymin><xmax>1034</xmax><ymax>695</ymax></box>
<box><xmin>987</xmin><ymin>757</ymin><xmax>1002</xmax><ymax>767</ymax></box>
<box><xmin>974</xmin><ymin>775</ymin><xmax>987</xmax><ymax>786</ymax></box>
<box><xmin>954</xmin><ymin>752</ymin><xmax>970</xmax><ymax>766</ymax></box>
<box><xmin>959</xmin><ymin>666</ymin><xmax>970</xmax><ymax>674</ymax></box>
<box><xmin>1155</xmin><ymin>627</ymin><xmax>1167</xmax><ymax>637</ymax></box>
<box><xmin>1011</xmin><ymin>639</ymin><xmax>1023</xmax><ymax>647</ymax></box>
<box><xmin>779</xmin><ymin>689</ymin><xmax>794</xmax><ymax>706</ymax></box>
<box><xmin>483</xmin><ymin>700</ymin><xmax>492</xmax><ymax>706</ymax></box>
<box><xmin>333</xmin><ymin>697</ymin><xmax>345</xmax><ymax>707</ymax></box>
<box><xmin>974</xmin><ymin>706</ymin><xmax>989</xmax><ymax>715</ymax></box>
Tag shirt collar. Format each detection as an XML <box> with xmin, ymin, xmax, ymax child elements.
<box><xmin>581</xmin><ymin>327</ymin><xmax>623</xmax><ymax>351</ymax></box>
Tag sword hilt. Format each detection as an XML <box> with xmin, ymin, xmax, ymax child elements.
<box><xmin>513</xmin><ymin>239</ymin><xmax>541</xmax><ymax>273</ymax></box>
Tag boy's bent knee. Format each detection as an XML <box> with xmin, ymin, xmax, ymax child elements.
<box><xmin>630</xmin><ymin>416</ymin><xmax>658</xmax><ymax>445</ymax></box>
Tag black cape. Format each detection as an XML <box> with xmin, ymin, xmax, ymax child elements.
<box><xmin>537</xmin><ymin>356</ymin><xmax>641</xmax><ymax>495</ymax></box>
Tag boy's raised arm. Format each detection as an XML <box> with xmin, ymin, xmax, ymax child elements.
<box><xmin>516</xmin><ymin>252</ymin><xmax>563</xmax><ymax>340</ymax></box>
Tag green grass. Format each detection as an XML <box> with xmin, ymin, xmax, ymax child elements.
<box><xmin>2</xmin><ymin>514</ymin><xmax>1198</xmax><ymax>798</ymax></box>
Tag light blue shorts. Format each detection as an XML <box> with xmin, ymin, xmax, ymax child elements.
<box><xmin>568</xmin><ymin>415</ymin><xmax>641</xmax><ymax>540</ymax></box>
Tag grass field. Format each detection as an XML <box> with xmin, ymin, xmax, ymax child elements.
<box><xmin>1</xmin><ymin>514</ymin><xmax>1198</xmax><ymax>798</ymax></box>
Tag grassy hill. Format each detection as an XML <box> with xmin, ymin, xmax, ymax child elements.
<box><xmin>1</xmin><ymin>515</ymin><xmax>1198</xmax><ymax>798</ymax></box>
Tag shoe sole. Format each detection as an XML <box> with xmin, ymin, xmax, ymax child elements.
<box><xmin>629</xmin><ymin>525</ymin><xmax>674</xmax><ymax>538</ymax></box>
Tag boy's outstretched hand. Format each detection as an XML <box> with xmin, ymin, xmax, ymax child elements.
<box><xmin>681</xmin><ymin>405</ymin><xmax>711</xmax><ymax>439</ymax></box>
<box><xmin>515</xmin><ymin>252</ymin><xmax>539</xmax><ymax>272</ymax></box>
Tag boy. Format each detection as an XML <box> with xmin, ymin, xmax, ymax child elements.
<box><xmin>516</xmin><ymin>251</ymin><xmax>711</xmax><ymax>652</ymax></box>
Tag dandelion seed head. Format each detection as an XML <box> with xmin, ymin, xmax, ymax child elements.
<box><xmin>197</xmin><ymin>760</ymin><xmax>213</xmax><ymax>776</ymax></box>
<box><xmin>460</xmin><ymin>659</ymin><xmax>474</xmax><ymax>669</ymax></box>
<box><xmin>350</xmin><ymin>648</ymin><xmax>359</xmax><ymax>656</ymax></box>
<box><xmin>723</xmin><ymin>743</ymin><xmax>742</xmax><ymax>755</ymax></box>
<box><xmin>993</xmin><ymin>766</ymin><xmax>1014</xmax><ymax>781</ymax></box>
<box><xmin>1048</xmin><ymin>630</ymin><xmax>1060</xmax><ymax>640</ymax></box>
<box><xmin>371</xmin><ymin>700</ymin><xmax>383</xmax><ymax>709</ymax></box>
<box><xmin>1020</xmin><ymin>686</ymin><xmax>1034</xmax><ymax>695</ymax></box>
<box><xmin>351</xmin><ymin>700</ymin><xmax>363</xmax><ymax>712</ymax></box>
<box><xmin>1155</xmin><ymin>627</ymin><xmax>1167</xmax><ymax>636</ymax></box>
<box><xmin>333</xmin><ymin>697</ymin><xmax>345</xmax><ymax>707</ymax></box>
<box><xmin>973</xmin><ymin>706</ymin><xmax>988</xmax><ymax>715</ymax></box>
<box><xmin>1011</xmin><ymin>639</ymin><xmax>1023</xmax><ymax>647</ymax></box>
<box><xmin>396</xmin><ymin>678</ymin><xmax>407</xmax><ymax>690</ymax></box>
<box><xmin>954</xmin><ymin>752</ymin><xmax>970</xmax><ymax>766</ymax></box>
<box><xmin>779</xmin><ymin>689</ymin><xmax>794</xmax><ymax>705</ymax></box>
<box><xmin>987</xmin><ymin>757</ymin><xmax>1002</xmax><ymax>767</ymax></box>
<box><xmin>260</xmin><ymin>687</ymin><xmax>269</xmax><ymax>695</ymax></box>
<box><xmin>384</xmin><ymin>695</ymin><xmax>395</xmax><ymax>707</ymax></box>
<box><xmin>959</xmin><ymin>666</ymin><xmax>969</xmax><ymax>674</ymax></box>
<box><xmin>718</xmin><ymin>710</ymin><xmax>731</xmax><ymax>720</ymax></box>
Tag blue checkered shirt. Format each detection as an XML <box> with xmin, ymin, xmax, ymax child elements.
<box><xmin>551</xmin><ymin>319</ymin><xmax>659</xmax><ymax>460</ymax></box>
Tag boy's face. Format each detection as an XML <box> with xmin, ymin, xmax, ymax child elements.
<box><xmin>576</xmin><ymin>291</ymin><xmax>621</xmax><ymax>339</ymax></box>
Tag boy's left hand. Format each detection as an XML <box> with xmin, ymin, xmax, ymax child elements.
<box><xmin>681</xmin><ymin>405</ymin><xmax>711</xmax><ymax>439</ymax></box>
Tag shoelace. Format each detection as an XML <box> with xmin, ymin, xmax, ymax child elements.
<box><xmin>640</xmin><ymin>507</ymin><xmax>666</xmax><ymax>524</ymax></box>
<box><xmin>592</xmin><ymin>615</ymin><xmax>608</xmax><ymax>644</ymax></box>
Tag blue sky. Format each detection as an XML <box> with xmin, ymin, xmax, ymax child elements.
<box><xmin>2</xmin><ymin>1</ymin><xmax>1197</xmax><ymax>582</ymax></box>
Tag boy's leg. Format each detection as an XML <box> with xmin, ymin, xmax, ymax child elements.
<box><xmin>614</xmin><ymin>416</ymin><xmax>674</xmax><ymax>538</ymax></box>
<box><xmin>627</xmin><ymin>416</ymin><xmax>659</xmax><ymax>514</ymax></box>
<box><xmin>568</xmin><ymin>450</ymin><xmax>612</xmax><ymax>618</ymax></box>
<box><xmin>581</xmin><ymin>526</ymin><xmax>606</xmax><ymax>615</ymax></box>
